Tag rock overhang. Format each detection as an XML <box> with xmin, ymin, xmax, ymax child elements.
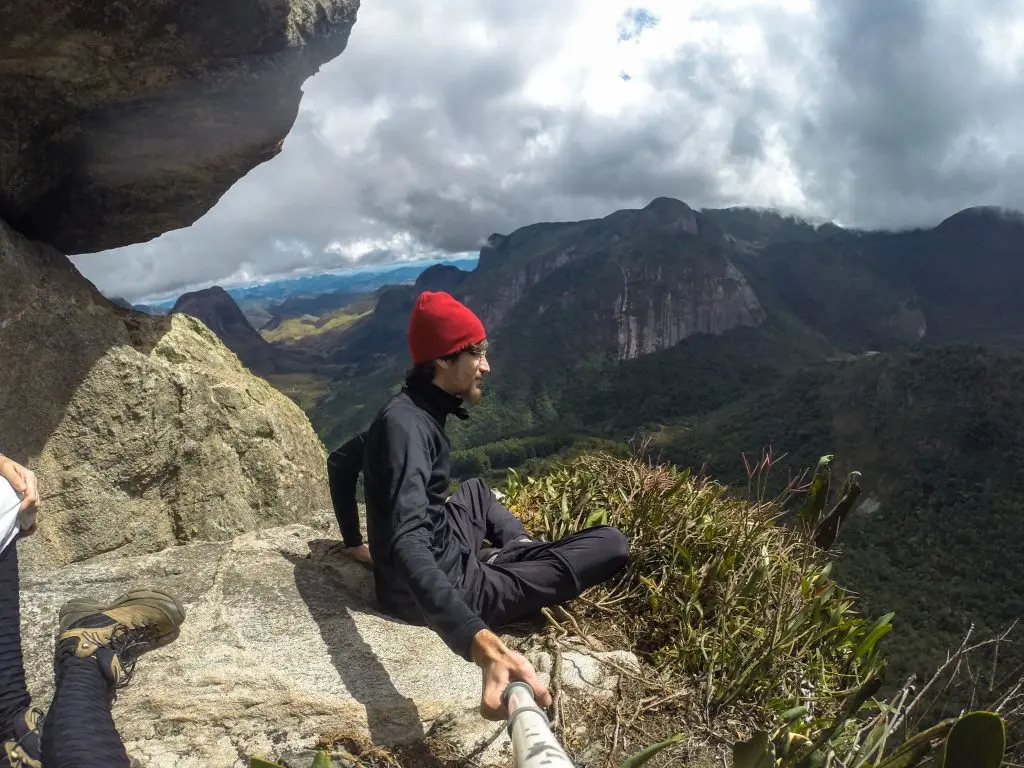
<box><xmin>0</xmin><ymin>0</ymin><xmax>360</xmax><ymax>254</ymax></box>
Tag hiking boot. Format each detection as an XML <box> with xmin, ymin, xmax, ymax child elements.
<box><xmin>54</xmin><ymin>587</ymin><xmax>186</xmax><ymax>691</ymax></box>
<box><xmin>2</xmin><ymin>706</ymin><xmax>44</xmax><ymax>768</ymax></box>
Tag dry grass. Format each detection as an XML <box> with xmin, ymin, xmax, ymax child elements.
<box><xmin>516</xmin><ymin>633</ymin><xmax>736</xmax><ymax>768</ymax></box>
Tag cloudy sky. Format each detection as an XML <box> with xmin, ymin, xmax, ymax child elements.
<box><xmin>73</xmin><ymin>0</ymin><xmax>1024</xmax><ymax>303</ymax></box>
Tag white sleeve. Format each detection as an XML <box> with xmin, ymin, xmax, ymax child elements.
<box><xmin>1</xmin><ymin>477</ymin><xmax>22</xmax><ymax>555</ymax></box>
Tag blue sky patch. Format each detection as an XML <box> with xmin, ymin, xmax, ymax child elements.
<box><xmin>617</xmin><ymin>8</ymin><xmax>660</xmax><ymax>42</ymax></box>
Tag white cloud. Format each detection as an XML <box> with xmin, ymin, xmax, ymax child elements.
<box><xmin>73</xmin><ymin>0</ymin><xmax>1024</xmax><ymax>302</ymax></box>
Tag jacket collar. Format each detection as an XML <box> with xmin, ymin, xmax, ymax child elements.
<box><xmin>404</xmin><ymin>379</ymin><xmax>469</xmax><ymax>427</ymax></box>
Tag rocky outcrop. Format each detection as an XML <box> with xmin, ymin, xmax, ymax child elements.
<box><xmin>0</xmin><ymin>0</ymin><xmax>359</xmax><ymax>569</ymax></box>
<box><xmin>19</xmin><ymin>520</ymin><xmax>631</xmax><ymax>767</ymax></box>
<box><xmin>171</xmin><ymin>286</ymin><xmax>321</xmax><ymax>375</ymax></box>
<box><xmin>1</xmin><ymin>0</ymin><xmax>360</xmax><ymax>254</ymax></box>
<box><xmin>1</xmin><ymin>220</ymin><xmax>331</xmax><ymax>571</ymax></box>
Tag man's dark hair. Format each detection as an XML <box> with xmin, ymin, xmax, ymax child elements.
<box><xmin>405</xmin><ymin>340</ymin><xmax>488</xmax><ymax>388</ymax></box>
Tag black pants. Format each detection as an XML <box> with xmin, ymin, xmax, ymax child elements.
<box><xmin>447</xmin><ymin>479</ymin><xmax>629</xmax><ymax>628</ymax></box>
<box><xmin>0</xmin><ymin>541</ymin><xmax>130</xmax><ymax>768</ymax></box>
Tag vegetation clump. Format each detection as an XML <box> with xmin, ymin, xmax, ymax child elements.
<box><xmin>502</xmin><ymin>451</ymin><xmax>888</xmax><ymax>728</ymax></box>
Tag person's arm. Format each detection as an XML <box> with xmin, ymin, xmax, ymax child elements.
<box><xmin>327</xmin><ymin>433</ymin><xmax>370</xmax><ymax>561</ymax></box>
<box><xmin>380</xmin><ymin>418</ymin><xmax>489</xmax><ymax>660</ymax></box>
<box><xmin>0</xmin><ymin>454</ymin><xmax>39</xmax><ymax>535</ymax></box>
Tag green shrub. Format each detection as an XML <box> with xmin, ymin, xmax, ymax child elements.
<box><xmin>501</xmin><ymin>452</ymin><xmax>890</xmax><ymax>730</ymax></box>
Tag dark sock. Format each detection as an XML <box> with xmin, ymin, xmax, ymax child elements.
<box><xmin>0</xmin><ymin>543</ymin><xmax>31</xmax><ymax>741</ymax></box>
<box><xmin>41</xmin><ymin>654</ymin><xmax>130</xmax><ymax>768</ymax></box>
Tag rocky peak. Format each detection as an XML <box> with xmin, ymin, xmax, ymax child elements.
<box><xmin>415</xmin><ymin>263</ymin><xmax>471</xmax><ymax>293</ymax></box>
<box><xmin>455</xmin><ymin>198</ymin><xmax>759</xmax><ymax>337</ymax></box>
<box><xmin>476</xmin><ymin>232</ymin><xmax>512</xmax><ymax>273</ymax></box>
<box><xmin>935</xmin><ymin>206</ymin><xmax>1024</xmax><ymax>237</ymax></box>
<box><xmin>599</xmin><ymin>197</ymin><xmax>699</xmax><ymax>238</ymax></box>
<box><xmin>171</xmin><ymin>286</ymin><xmax>317</xmax><ymax>375</ymax></box>
<box><xmin>172</xmin><ymin>287</ymin><xmax>251</xmax><ymax>332</ymax></box>
<box><xmin>639</xmin><ymin>196</ymin><xmax>701</xmax><ymax>234</ymax></box>
<box><xmin>1</xmin><ymin>0</ymin><xmax>360</xmax><ymax>253</ymax></box>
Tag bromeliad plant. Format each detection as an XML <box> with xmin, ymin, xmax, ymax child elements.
<box><xmin>790</xmin><ymin>454</ymin><xmax>863</xmax><ymax>552</ymax></box>
<box><xmin>733</xmin><ymin>707</ymin><xmax>1007</xmax><ymax>768</ymax></box>
<box><xmin>502</xmin><ymin>452</ymin><xmax>890</xmax><ymax>731</ymax></box>
<box><xmin>620</xmin><ymin>705</ymin><xmax>1007</xmax><ymax>768</ymax></box>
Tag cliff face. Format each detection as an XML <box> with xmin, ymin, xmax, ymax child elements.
<box><xmin>462</xmin><ymin>198</ymin><xmax>765</xmax><ymax>362</ymax></box>
<box><xmin>0</xmin><ymin>0</ymin><xmax>360</xmax><ymax>568</ymax></box>
<box><xmin>613</xmin><ymin>259</ymin><xmax>764</xmax><ymax>360</ymax></box>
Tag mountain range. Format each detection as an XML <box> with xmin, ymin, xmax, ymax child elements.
<box><xmin>127</xmin><ymin>257</ymin><xmax>479</xmax><ymax>315</ymax></box>
<box><xmin>310</xmin><ymin>199</ymin><xmax>1024</xmax><ymax>449</ymax></box>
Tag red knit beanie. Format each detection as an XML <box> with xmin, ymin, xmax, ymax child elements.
<box><xmin>407</xmin><ymin>291</ymin><xmax>486</xmax><ymax>364</ymax></box>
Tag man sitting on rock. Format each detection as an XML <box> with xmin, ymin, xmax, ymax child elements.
<box><xmin>0</xmin><ymin>453</ymin><xmax>187</xmax><ymax>768</ymax></box>
<box><xmin>327</xmin><ymin>291</ymin><xmax>630</xmax><ymax>720</ymax></box>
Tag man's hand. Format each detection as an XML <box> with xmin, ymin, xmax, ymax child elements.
<box><xmin>0</xmin><ymin>455</ymin><xmax>39</xmax><ymax>535</ymax></box>
<box><xmin>347</xmin><ymin>543</ymin><xmax>373</xmax><ymax>565</ymax></box>
<box><xmin>470</xmin><ymin>628</ymin><xmax>552</xmax><ymax>720</ymax></box>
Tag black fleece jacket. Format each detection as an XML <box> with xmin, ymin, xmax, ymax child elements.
<box><xmin>336</xmin><ymin>380</ymin><xmax>488</xmax><ymax>659</ymax></box>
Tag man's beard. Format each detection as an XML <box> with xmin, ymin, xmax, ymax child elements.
<box><xmin>464</xmin><ymin>381</ymin><xmax>483</xmax><ymax>405</ymax></box>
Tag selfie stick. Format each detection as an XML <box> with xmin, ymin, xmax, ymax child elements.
<box><xmin>502</xmin><ymin>681</ymin><xmax>575</xmax><ymax>768</ymax></box>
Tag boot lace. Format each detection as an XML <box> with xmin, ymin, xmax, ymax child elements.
<box><xmin>108</xmin><ymin>622</ymin><xmax>160</xmax><ymax>688</ymax></box>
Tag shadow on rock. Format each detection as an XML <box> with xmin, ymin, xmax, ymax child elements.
<box><xmin>286</xmin><ymin>539</ymin><xmax>447</xmax><ymax>765</ymax></box>
<box><xmin>4</xmin><ymin>219</ymin><xmax>333</xmax><ymax>571</ymax></box>
<box><xmin>0</xmin><ymin>219</ymin><xmax>172</xmax><ymax>461</ymax></box>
